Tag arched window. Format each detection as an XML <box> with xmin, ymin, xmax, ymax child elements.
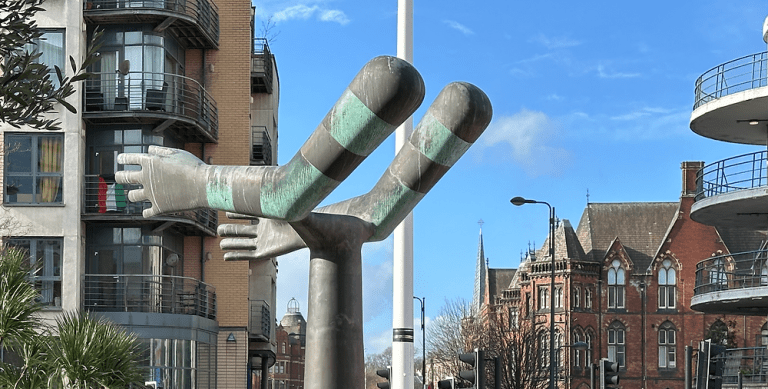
<box><xmin>538</xmin><ymin>332</ymin><xmax>549</xmax><ymax>369</ymax></box>
<box><xmin>585</xmin><ymin>288</ymin><xmax>592</xmax><ymax>310</ymax></box>
<box><xmin>556</xmin><ymin>330</ymin><xmax>564</xmax><ymax>367</ymax></box>
<box><xmin>658</xmin><ymin>259</ymin><xmax>677</xmax><ymax>309</ymax></box>
<box><xmin>607</xmin><ymin>321</ymin><xmax>626</xmax><ymax>368</ymax></box>
<box><xmin>608</xmin><ymin>260</ymin><xmax>626</xmax><ymax>309</ymax></box>
<box><xmin>573</xmin><ymin>329</ymin><xmax>584</xmax><ymax>367</ymax></box>
<box><xmin>538</xmin><ymin>286</ymin><xmax>549</xmax><ymax>310</ymax></box>
<box><xmin>708</xmin><ymin>320</ymin><xmax>730</xmax><ymax>346</ymax></box>
<box><xmin>585</xmin><ymin>330</ymin><xmax>594</xmax><ymax>366</ymax></box>
<box><xmin>573</xmin><ymin>287</ymin><xmax>581</xmax><ymax>309</ymax></box>
<box><xmin>658</xmin><ymin>321</ymin><xmax>677</xmax><ymax>368</ymax></box>
<box><xmin>555</xmin><ymin>286</ymin><xmax>563</xmax><ymax>308</ymax></box>
<box><xmin>760</xmin><ymin>322</ymin><xmax>768</xmax><ymax>347</ymax></box>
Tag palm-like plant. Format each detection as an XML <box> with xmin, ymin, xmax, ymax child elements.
<box><xmin>50</xmin><ymin>311</ymin><xmax>143</xmax><ymax>389</ymax></box>
<box><xmin>0</xmin><ymin>246</ymin><xmax>42</xmax><ymax>348</ymax></box>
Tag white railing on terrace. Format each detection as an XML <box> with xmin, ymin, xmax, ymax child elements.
<box><xmin>694</xmin><ymin>51</ymin><xmax>768</xmax><ymax>109</ymax></box>
<box><xmin>694</xmin><ymin>151</ymin><xmax>768</xmax><ymax>202</ymax></box>
<box><xmin>694</xmin><ymin>249</ymin><xmax>768</xmax><ymax>296</ymax></box>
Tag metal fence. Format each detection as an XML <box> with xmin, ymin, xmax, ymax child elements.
<box><xmin>694</xmin><ymin>249</ymin><xmax>768</xmax><ymax>296</ymax></box>
<box><xmin>251</xmin><ymin>126</ymin><xmax>273</xmax><ymax>165</ymax></box>
<box><xmin>83</xmin><ymin>0</ymin><xmax>219</xmax><ymax>44</ymax></box>
<box><xmin>694</xmin><ymin>151</ymin><xmax>768</xmax><ymax>202</ymax></box>
<box><xmin>719</xmin><ymin>347</ymin><xmax>768</xmax><ymax>385</ymax></box>
<box><xmin>84</xmin><ymin>71</ymin><xmax>218</xmax><ymax>140</ymax></box>
<box><xmin>694</xmin><ymin>51</ymin><xmax>768</xmax><ymax>109</ymax></box>
<box><xmin>249</xmin><ymin>299</ymin><xmax>271</xmax><ymax>341</ymax></box>
<box><xmin>83</xmin><ymin>274</ymin><xmax>216</xmax><ymax>319</ymax></box>
<box><xmin>83</xmin><ymin>174</ymin><xmax>218</xmax><ymax>232</ymax></box>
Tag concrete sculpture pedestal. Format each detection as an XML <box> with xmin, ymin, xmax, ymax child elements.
<box><xmin>116</xmin><ymin>56</ymin><xmax>493</xmax><ymax>389</ymax></box>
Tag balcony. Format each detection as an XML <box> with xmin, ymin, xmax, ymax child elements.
<box><xmin>248</xmin><ymin>300</ymin><xmax>271</xmax><ymax>342</ymax></box>
<box><xmin>84</xmin><ymin>72</ymin><xmax>218</xmax><ymax>143</ymax></box>
<box><xmin>252</xmin><ymin>38</ymin><xmax>274</xmax><ymax>94</ymax></box>
<box><xmin>691</xmin><ymin>249</ymin><xmax>768</xmax><ymax>314</ymax></box>
<box><xmin>82</xmin><ymin>174</ymin><xmax>218</xmax><ymax>236</ymax></box>
<box><xmin>691</xmin><ymin>51</ymin><xmax>768</xmax><ymax>145</ymax></box>
<box><xmin>691</xmin><ymin>151</ymin><xmax>768</xmax><ymax>228</ymax></box>
<box><xmin>83</xmin><ymin>274</ymin><xmax>216</xmax><ymax>319</ymax></box>
<box><xmin>251</xmin><ymin>126</ymin><xmax>273</xmax><ymax>166</ymax></box>
<box><xmin>83</xmin><ymin>0</ymin><xmax>219</xmax><ymax>49</ymax></box>
<box><xmin>712</xmin><ymin>347</ymin><xmax>768</xmax><ymax>387</ymax></box>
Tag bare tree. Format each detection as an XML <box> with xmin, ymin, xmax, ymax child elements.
<box><xmin>365</xmin><ymin>347</ymin><xmax>392</xmax><ymax>389</ymax></box>
<box><xmin>427</xmin><ymin>298</ymin><xmax>549</xmax><ymax>389</ymax></box>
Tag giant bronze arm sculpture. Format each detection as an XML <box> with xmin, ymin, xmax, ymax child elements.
<box><xmin>116</xmin><ymin>56</ymin><xmax>492</xmax><ymax>389</ymax></box>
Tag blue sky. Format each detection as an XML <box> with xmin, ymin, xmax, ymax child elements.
<box><xmin>251</xmin><ymin>0</ymin><xmax>768</xmax><ymax>355</ymax></box>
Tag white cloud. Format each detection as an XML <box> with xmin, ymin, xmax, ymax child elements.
<box><xmin>596</xmin><ymin>64</ymin><xmax>641</xmax><ymax>79</ymax></box>
<box><xmin>443</xmin><ymin>20</ymin><xmax>474</xmax><ymax>36</ymax></box>
<box><xmin>272</xmin><ymin>3</ymin><xmax>349</xmax><ymax>25</ymax></box>
<box><xmin>530</xmin><ymin>33</ymin><xmax>582</xmax><ymax>49</ymax></box>
<box><xmin>480</xmin><ymin>109</ymin><xmax>572</xmax><ymax>177</ymax></box>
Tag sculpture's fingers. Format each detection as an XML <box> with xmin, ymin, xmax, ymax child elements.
<box><xmin>116</xmin><ymin>152</ymin><xmax>148</xmax><ymax>166</ymax></box>
<box><xmin>220</xmin><ymin>238</ymin><xmax>258</xmax><ymax>251</ymax></box>
<box><xmin>147</xmin><ymin>145</ymin><xmax>175</xmax><ymax>156</ymax></box>
<box><xmin>115</xmin><ymin>170</ymin><xmax>143</xmax><ymax>185</ymax></box>
<box><xmin>127</xmin><ymin>188</ymin><xmax>148</xmax><ymax>203</ymax></box>
<box><xmin>225</xmin><ymin>212</ymin><xmax>260</xmax><ymax>222</ymax></box>
<box><xmin>223</xmin><ymin>251</ymin><xmax>261</xmax><ymax>261</ymax></box>
<box><xmin>142</xmin><ymin>206</ymin><xmax>159</xmax><ymax>218</ymax></box>
<box><xmin>217</xmin><ymin>224</ymin><xmax>259</xmax><ymax>238</ymax></box>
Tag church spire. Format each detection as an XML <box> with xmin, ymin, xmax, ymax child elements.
<box><xmin>473</xmin><ymin>220</ymin><xmax>486</xmax><ymax>314</ymax></box>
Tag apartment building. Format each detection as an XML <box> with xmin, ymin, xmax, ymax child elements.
<box><xmin>2</xmin><ymin>1</ymin><xmax>280</xmax><ymax>388</ymax></box>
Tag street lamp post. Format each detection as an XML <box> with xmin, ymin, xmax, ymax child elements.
<box><xmin>510</xmin><ymin>196</ymin><xmax>556</xmax><ymax>389</ymax></box>
<box><xmin>413</xmin><ymin>296</ymin><xmax>426</xmax><ymax>389</ymax></box>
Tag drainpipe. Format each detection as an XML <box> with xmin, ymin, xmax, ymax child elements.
<box><xmin>640</xmin><ymin>281</ymin><xmax>647</xmax><ymax>388</ymax></box>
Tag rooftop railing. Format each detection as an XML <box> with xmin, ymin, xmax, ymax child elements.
<box><xmin>83</xmin><ymin>274</ymin><xmax>216</xmax><ymax>319</ymax></box>
<box><xmin>84</xmin><ymin>71</ymin><xmax>218</xmax><ymax>142</ymax></box>
<box><xmin>694</xmin><ymin>51</ymin><xmax>768</xmax><ymax>109</ymax></box>
<box><xmin>83</xmin><ymin>0</ymin><xmax>219</xmax><ymax>47</ymax></box>
<box><xmin>83</xmin><ymin>174</ymin><xmax>218</xmax><ymax>234</ymax></box>
<box><xmin>694</xmin><ymin>249</ymin><xmax>768</xmax><ymax>296</ymax></box>
<box><xmin>694</xmin><ymin>151</ymin><xmax>768</xmax><ymax>202</ymax></box>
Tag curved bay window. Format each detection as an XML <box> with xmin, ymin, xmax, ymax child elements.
<box><xmin>608</xmin><ymin>260</ymin><xmax>626</xmax><ymax>309</ymax></box>
<box><xmin>84</xmin><ymin>226</ymin><xmax>185</xmax><ymax>313</ymax></box>
<box><xmin>138</xmin><ymin>337</ymin><xmax>216</xmax><ymax>389</ymax></box>
<box><xmin>658</xmin><ymin>259</ymin><xmax>677</xmax><ymax>310</ymax></box>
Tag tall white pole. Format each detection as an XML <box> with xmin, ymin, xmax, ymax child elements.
<box><xmin>393</xmin><ymin>1</ymin><xmax>414</xmax><ymax>389</ymax></box>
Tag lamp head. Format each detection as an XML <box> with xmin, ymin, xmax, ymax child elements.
<box><xmin>510</xmin><ymin>196</ymin><xmax>533</xmax><ymax>206</ymax></box>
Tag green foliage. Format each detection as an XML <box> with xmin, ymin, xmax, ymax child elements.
<box><xmin>0</xmin><ymin>246</ymin><xmax>142</xmax><ymax>388</ymax></box>
<box><xmin>0</xmin><ymin>0</ymin><xmax>102</xmax><ymax>131</ymax></box>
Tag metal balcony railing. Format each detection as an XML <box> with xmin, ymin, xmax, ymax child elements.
<box><xmin>694</xmin><ymin>51</ymin><xmax>768</xmax><ymax>109</ymax></box>
<box><xmin>694</xmin><ymin>151</ymin><xmax>768</xmax><ymax>202</ymax></box>
<box><xmin>252</xmin><ymin>38</ymin><xmax>274</xmax><ymax>94</ymax></box>
<box><xmin>251</xmin><ymin>126</ymin><xmax>273</xmax><ymax>166</ymax></box>
<box><xmin>83</xmin><ymin>273</ymin><xmax>216</xmax><ymax>319</ymax></box>
<box><xmin>694</xmin><ymin>249</ymin><xmax>768</xmax><ymax>296</ymax></box>
<box><xmin>84</xmin><ymin>71</ymin><xmax>218</xmax><ymax>142</ymax></box>
<box><xmin>715</xmin><ymin>347</ymin><xmax>768</xmax><ymax>385</ymax></box>
<box><xmin>83</xmin><ymin>174</ymin><xmax>218</xmax><ymax>234</ymax></box>
<box><xmin>83</xmin><ymin>0</ymin><xmax>219</xmax><ymax>48</ymax></box>
<box><xmin>249</xmin><ymin>300</ymin><xmax>271</xmax><ymax>341</ymax></box>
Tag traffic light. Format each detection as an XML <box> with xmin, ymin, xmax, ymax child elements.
<box><xmin>599</xmin><ymin>358</ymin><xmax>620</xmax><ymax>389</ymax></box>
<box><xmin>458</xmin><ymin>348</ymin><xmax>485</xmax><ymax>389</ymax></box>
<box><xmin>376</xmin><ymin>366</ymin><xmax>391</xmax><ymax>389</ymax></box>
<box><xmin>436</xmin><ymin>377</ymin><xmax>455</xmax><ymax>389</ymax></box>
<box><xmin>696</xmin><ymin>340</ymin><xmax>726</xmax><ymax>389</ymax></box>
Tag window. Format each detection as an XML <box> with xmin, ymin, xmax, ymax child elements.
<box><xmin>585</xmin><ymin>288</ymin><xmax>592</xmax><ymax>310</ymax></box>
<box><xmin>509</xmin><ymin>307</ymin><xmax>518</xmax><ymax>329</ymax></box>
<box><xmin>585</xmin><ymin>331</ymin><xmax>593</xmax><ymax>366</ymax></box>
<box><xmin>658</xmin><ymin>322</ymin><xmax>676</xmax><ymax>368</ymax></box>
<box><xmin>710</xmin><ymin>258</ymin><xmax>727</xmax><ymax>290</ymax></box>
<box><xmin>555</xmin><ymin>286</ymin><xmax>563</xmax><ymax>308</ymax></box>
<box><xmin>607</xmin><ymin>260</ymin><xmax>625</xmax><ymax>309</ymax></box>
<box><xmin>573</xmin><ymin>287</ymin><xmax>580</xmax><ymax>309</ymax></box>
<box><xmin>25</xmin><ymin>30</ymin><xmax>65</xmax><ymax>88</ymax></box>
<box><xmin>573</xmin><ymin>331</ymin><xmax>582</xmax><ymax>367</ymax></box>
<box><xmin>538</xmin><ymin>332</ymin><xmax>549</xmax><ymax>368</ymax></box>
<box><xmin>607</xmin><ymin>322</ymin><xmax>626</xmax><ymax>368</ymax></box>
<box><xmin>282</xmin><ymin>343</ymin><xmax>286</xmax><ymax>354</ymax></box>
<box><xmin>5</xmin><ymin>133</ymin><xmax>64</xmax><ymax>204</ymax></box>
<box><xmin>6</xmin><ymin>238</ymin><xmax>62</xmax><ymax>307</ymax></box>
<box><xmin>658</xmin><ymin>259</ymin><xmax>676</xmax><ymax>309</ymax></box>
<box><xmin>538</xmin><ymin>286</ymin><xmax>549</xmax><ymax>310</ymax></box>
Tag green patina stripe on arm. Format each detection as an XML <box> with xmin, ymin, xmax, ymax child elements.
<box><xmin>206</xmin><ymin>167</ymin><xmax>235</xmax><ymax>211</ymax></box>
<box><xmin>260</xmin><ymin>156</ymin><xmax>337</xmax><ymax>220</ymax></box>
<box><xmin>369</xmin><ymin>182</ymin><xmax>424</xmax><ymax>240</ymax></box>
<box><xmin>328</xmin><ymin>89</ymin><xmax>395</xmax><ymax>156</ymax></box>
<box><xmin>413</xmin><ymin>113</ymin><xmax>472</xmax><ymax>167</ymax></box>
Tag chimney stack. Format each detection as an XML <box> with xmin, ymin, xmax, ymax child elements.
<box><xmin>681</xmin><ymin>161</ymin><xmax>704</xmax><ymax>197</ymax></box>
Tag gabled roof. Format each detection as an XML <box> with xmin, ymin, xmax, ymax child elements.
<box><xmin>576</xmin><ymin>202</ymin><xmax>678</xmax><ymax>272</ymax></box>
<box><xmin>535</xmin><ymin>219</ymin><xmax>586</xmax><ymax>262</ymax></box>
<box><xmin>488</xmin><ymin>268</ymin><xmax>516</xmax><ymax>304</ymax></box>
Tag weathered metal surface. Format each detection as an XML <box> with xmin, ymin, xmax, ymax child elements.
<box><xmin>116</xmin><ymin>57</ymin><xmax>491</xmax><ymax>389</ymax></box>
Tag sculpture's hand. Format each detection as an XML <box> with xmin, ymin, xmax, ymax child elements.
<box><xmin>218</xmin><ymin>213</ymin><xmax>307</xmax><ymax>261</ymax></box>
<box><xmin>116</xmin><ymin>145</ymin><xmax>208</xmax><ymax>218</ymax></box>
